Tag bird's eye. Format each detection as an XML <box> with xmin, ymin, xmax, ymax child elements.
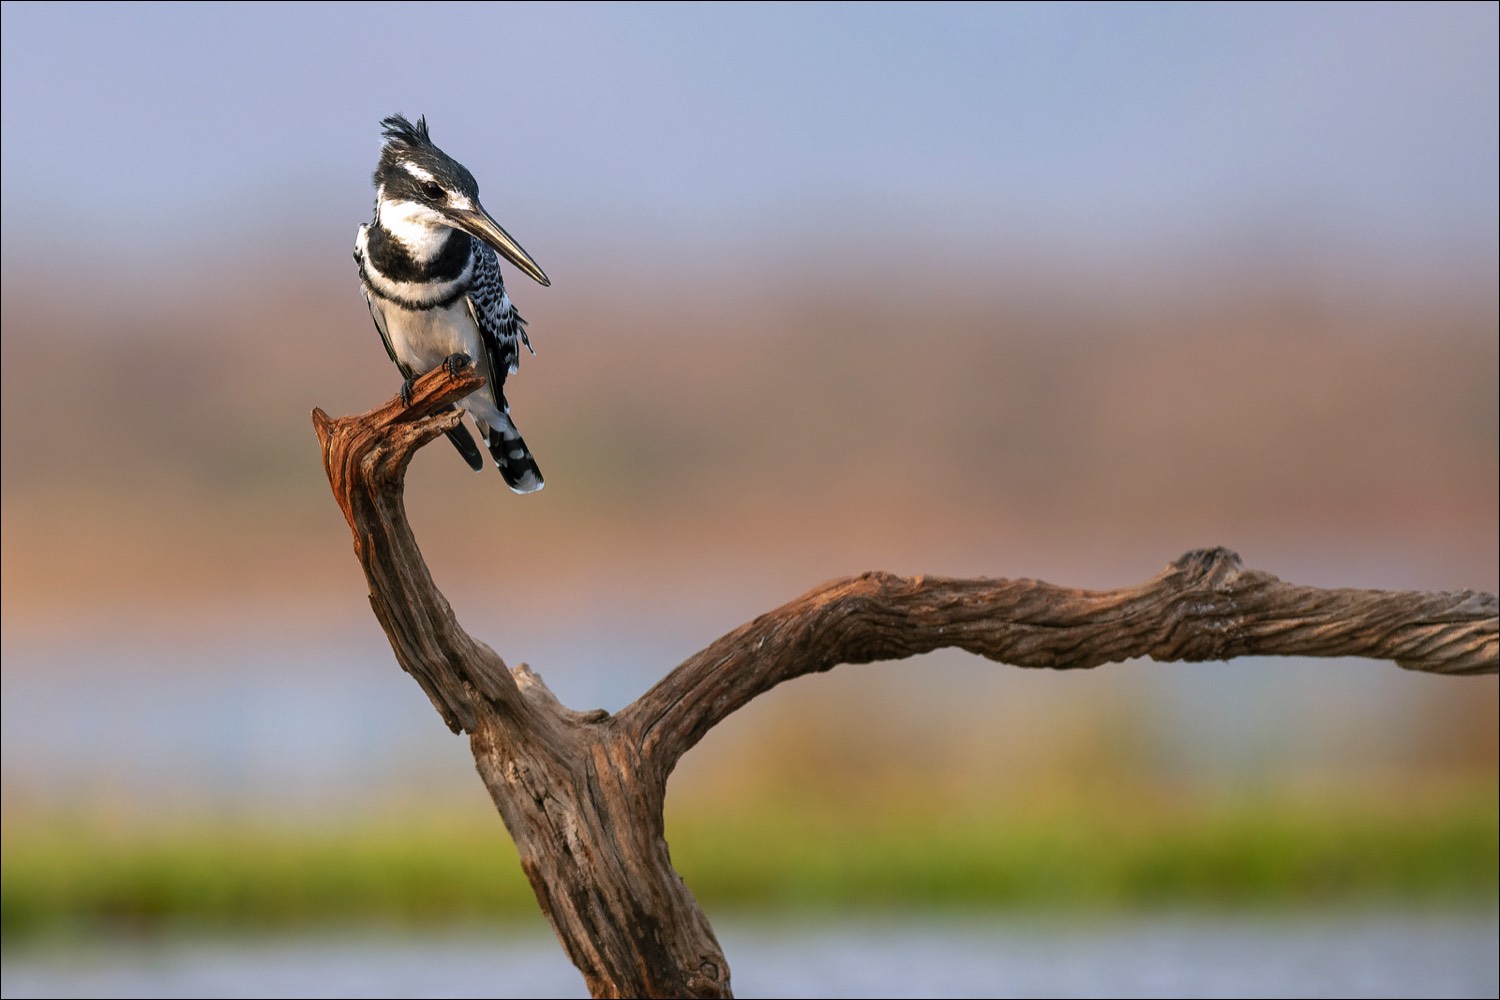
<box><xmin>422</xmin><ymin>182</ymin><xmax>445</xmax><ymax>200</ymax></box>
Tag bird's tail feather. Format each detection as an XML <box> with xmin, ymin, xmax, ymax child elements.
<box><xmin>442</xmin><ymin>410</ymin><xmax>486</xmax><ymax>472</ymax></box>
<box><xmin>479</xmin><ymin>416</ymin><xmax>544</xmax><ymax>494</ymax></box>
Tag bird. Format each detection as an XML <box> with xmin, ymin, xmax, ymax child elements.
<box><xmin>354</xmin><ymin>113</ymin><xmax>551</xmax><ymax>492</ymax></box>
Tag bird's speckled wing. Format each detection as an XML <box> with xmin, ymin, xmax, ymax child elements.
<box><xmin>462</xmin><ymin>240</ymin><xmax>544</xmax><ymax>492</ymax></box>
<box><xmin>464</xmin><ymin>241</ymin><xmax>534</xmax><ymax>399</ymax></box>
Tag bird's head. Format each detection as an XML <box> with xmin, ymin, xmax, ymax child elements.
<box><xmin>372</xmin><ymin>113</ymin><xmax>550</xmax><ymax>287</ymax></box>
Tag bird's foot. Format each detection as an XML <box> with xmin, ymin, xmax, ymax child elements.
<box><xmin>400</xmin><ymin>355</ymin><xmax>471</xmax><ymax>406</ymax></box>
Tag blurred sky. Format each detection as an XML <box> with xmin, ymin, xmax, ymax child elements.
<box><xmin>2</xmin><ymin>2</ymin><xmax>1497</xmax><ymax>285</ymax></box>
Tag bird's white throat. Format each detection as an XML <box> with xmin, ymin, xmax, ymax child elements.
<box><xmin>376</xmin><ymin>193</ymin><xmax>457</xmax><ymax>263</ymax></box>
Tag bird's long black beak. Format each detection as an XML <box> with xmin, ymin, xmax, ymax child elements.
<box><xmin>449</xmin><ymin>204</ymin><xmax>551</xmax><ymax>287</ymax></box>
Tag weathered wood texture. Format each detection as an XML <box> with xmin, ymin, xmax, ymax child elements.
<box><xmin>313</xmin><ymin>360</ymin><xmax>1498</xmax><ymax>1000</ymax></box>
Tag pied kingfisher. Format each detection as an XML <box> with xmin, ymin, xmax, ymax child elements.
<box><xmin>354</xmin><ymin>113</ymin><xmax>551</xmax><ymax>492</ymax></box>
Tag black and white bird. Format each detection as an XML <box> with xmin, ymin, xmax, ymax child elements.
<box><xmin>355</xmin><ymin>113</ymin><xmax>551</xmax><ymax>492</ymax></box>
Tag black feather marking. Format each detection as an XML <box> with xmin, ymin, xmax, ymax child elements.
<box><xmin>363</xmin><ymin>224</ymin><xmax>471</xmax><ymax>284</ymax></box>
<box><xmin>380</xmin><ymin>113</ymin><xmax>433</xmax><ymax>148</ymax></box>
<box><xmin>444</xmin><ymin>416</ymin><xmax>485</xmax><ymax>472</ymax></box>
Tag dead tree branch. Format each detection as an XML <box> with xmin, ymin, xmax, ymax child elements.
<box><xmin>313</xmin><ymin>359</ymin><xmax>1498</xmax><ymax>1000</ymax></box>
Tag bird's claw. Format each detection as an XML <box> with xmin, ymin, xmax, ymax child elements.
<box><xmin>399</xmin><ymin>355</ymin><xmax>470</xmax><ymax>407</ymax></box>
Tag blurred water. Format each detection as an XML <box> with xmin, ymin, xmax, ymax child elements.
<box><xmin>3</xmin><ymin>912</ymin><xmax>1496</xmax><ymax>999</ymax></box>
<box><xmin>3</xmin><ymin>620</ymin><xmax>1475</xmax><ymax>818</ymax></box>
<box><xmin>0</xmin><ymin>623</ymin><xmax>681</xmax><ymax>817</ymax></box>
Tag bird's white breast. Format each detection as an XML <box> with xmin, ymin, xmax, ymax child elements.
<box><xmin>377</xmin><ymin>297</ymin><xmax>506</xmax><ymax>430</ymax></box>
<box><xmin>384</xmin><ymin>299</ymin><xmax>483</xmax><ymax>375</ymax></box>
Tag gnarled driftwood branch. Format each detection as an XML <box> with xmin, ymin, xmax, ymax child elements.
<box><xmin>312</xmin><ymin>359</ymin><xmax>1498</xmax><ymax>1000</ymax></box>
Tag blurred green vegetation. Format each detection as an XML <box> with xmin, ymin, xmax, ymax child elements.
<box><xmin>1</xmin><ymin>814</ymin><xmax>533</xmax><ymax>939</ymax></box>
<box><xmin>5</xmin><ymin>782</ymin><xmax>1494</xmax><ymax>940</ymax></box>
<box><xmin>668</xmin><ymin>784</ymin><xmax>1499</xmax><ymax>912</ymax></box>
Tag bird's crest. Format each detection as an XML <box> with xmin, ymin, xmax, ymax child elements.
<box><xmin>380</xmin><ymin>113</ymin><xmax>434</xmax><ymax>149</ymax></box>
